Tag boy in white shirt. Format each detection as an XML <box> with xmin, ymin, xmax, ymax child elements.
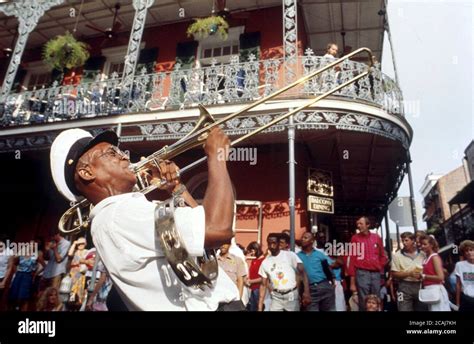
<box><xmin>455</xmin><ymin>240</ymin><xmax>474</xmax><ymax>311</ymax></box>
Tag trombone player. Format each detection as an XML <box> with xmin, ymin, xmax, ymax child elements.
<box><xmin>50</xmin><ymin>127</ymin><xmax>243</xmax><ymax>311</ymax></box>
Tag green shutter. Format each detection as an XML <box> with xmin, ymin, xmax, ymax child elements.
<box><xmin>81</xmin><ymin>55</ymin><xmax>106</xmax><ymax>82</ymax></box>
<box><xmin>136</xmin><ymin>47</ymin><xmax>158</xmax><ymax>74</ymax></box>
<box><xmin>175</xmin><ymin>41</ymin><xmax>198</xmax><ymax>69</ymax></box>
<box><xmin>50</xmin><ymin>68</ymin><xmax>63</xmax><ymax>85</ymax></box>
<box><xmin>239</xmin><ymin>32</ymin><xmax>260</xmax><ymax>62</ymax></box>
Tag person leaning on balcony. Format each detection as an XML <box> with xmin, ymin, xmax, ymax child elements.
<box><xmin>49</xmin><ymin>128</ymin><xmax>243</xmax><ymax>311</ymax></box>
<box><xmin>348</xmin><ymin>216</ymin><xmax>387</xmax><ymax>311</ymax></box>
<box><xmin>323</xmin><ymin>43</ymin><xmax>341</xmax><ymax>73</ymax></box>
<box><xmin>323</xmin><ymin>43</ymin><xmax>339</xmax><ymax>59</ymax></box>
<box><xmin>391</xmin><ymin>232</ymin><xmax>427</xmax><ymax>311</ymax></box>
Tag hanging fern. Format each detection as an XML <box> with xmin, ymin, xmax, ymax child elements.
<box><xmin>187</xmin><ymin>16</ymin><xmax>229</xmax><ymax>40</ymax></box>
<box><xmin>42</xmin><ymin>32</ymin><xmax>90</xmax><ymax>71</ymax></box>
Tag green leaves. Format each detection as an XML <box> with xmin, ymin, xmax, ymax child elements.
<box><xmin>43</xmin><ymin>32</ymin><xmax>90</xmax><ymax>71</ymax></box>
<box><xmin>186</xmin><ymin>16</ymin><xmax>229</xmax><ymax>40</ymax></box>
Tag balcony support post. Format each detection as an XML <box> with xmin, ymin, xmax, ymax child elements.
<box><xmin>407</xmin><ymin>156</ymin><xmax>419</xmax><ymax>233</ymax></box>
<box><xmin>0</xmin><ymin>0</ymin><xmax>64</xmax><ymax>102</ymax></box>
<box><xmin>282</xmin><ymin>0</ymin><xmax>298</xmax><ymax>84</ymax></box>
<box><xmin>288</xmin><ymin>114</ymin><xmax>296</xmax><ymax>251</ymax></box>
<box><xmin>121</xmin><ymin>0</ymin><xmax>155</xmax><ymax>108</ymax></box>
<box><xmin>384</xmin><ymin>211</ymin><xmax>392</xmax><ymax>261</ymax></box>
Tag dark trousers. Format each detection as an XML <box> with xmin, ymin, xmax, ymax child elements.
<box><xmin>247</xmin><ymin>288</ymin><xmax>260</xmax><ymax>311</ymax></box>
<box><xmin>460</xmin><ymin>293</ymin><xmax>474</xmax><ymax>312</ymax></box>
<box><xmin>216</xmin><ymin>300</ymin><xmax>246</xmax><ymax>311</ymax></box>
<box><xmin>355</xmin><ymin>269</ymin><xmax>381</xmax><ymax>311</ymax></box>
<box><xmin>306</xmin><ymin>280</ymin><xmax>336</xmax><ymax>311</ymax></box>
<box><xmin>106</xmin><ymin>285</ymin><xmax>129</xmax><ymax>311</ymax></box>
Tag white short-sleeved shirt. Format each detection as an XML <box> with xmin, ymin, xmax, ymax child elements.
<box><xmin>258</xmin><ymin>250</ymin><xmax>302</xmax><ymax>291</ymax></box>
<box><xmin>90</xmin><ymin>193</ymin><xmax>238</xmax><ymax>311</ymax></box>
<box><xmin>454</xmin><ymin>260</ymin><xmax>474</xmax><ymax>297</ymax></box>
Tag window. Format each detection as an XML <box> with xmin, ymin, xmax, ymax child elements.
<box><xmin>200</xmin><ymin>41</ymin><xmax>239</xmax><ymax>64</ymax></box>
<box><xmin>108</xmin><ymin>61</ymin><xmax>125</xmax><ymax>78</ymax></box>
<box><xmin>102</xmin><ymin>43</ymin><xmax>145</xmax><ymax>80</ymax></box>
<box><xmin>23</xmin><ymin>61</ymin><xmax>52</xmax><ymax>90</ymax></box>
<box><xmin>28</xmin><ymin>72</ymin><xmax>52</xmax><ymax>90</ymax></box>
<box><xmin>196</xmin><ymin>26</ymin><xmax>244</xmax><ymax>66</ymax></box>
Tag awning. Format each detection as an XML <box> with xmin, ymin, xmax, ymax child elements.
<box><xmin>449</xmin><ymin>180</ymin><xmax>474</xmax><ymax>205</ymax></box>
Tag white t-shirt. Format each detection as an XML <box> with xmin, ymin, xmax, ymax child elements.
<box><xmin>90</xmin><ymin>192</ymin><xmax>238</xmax><ymax>311</ymax></box>
<box><xmin>258</xmin><ymin>250</ymin><xmax>302</xmax><ymax>291</ymax></box>
<box><xmin>454</xmin><ymin>260</ymin><xmax>474</xmax><ymax>297</ymax></box>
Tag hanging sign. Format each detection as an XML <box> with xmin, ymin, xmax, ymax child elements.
<box><xmin>307</xmin><ymin>195</ymin><xmax>334</xmax><ymax>214</ymax></box>
<box><xmin>307</xmin><ymin>168</ymin><xmax>333</xmax><ymax>197</ymax></box>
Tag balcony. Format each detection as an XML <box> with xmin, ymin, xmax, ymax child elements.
<box><xmin>0</xmin><ymin>48</ymin><xmax>403</xmax><ymax>128</ymax></box>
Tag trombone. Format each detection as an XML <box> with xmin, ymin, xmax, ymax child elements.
<box><xmin>59</xmin><ymin>47</ymin><xmax>374</xmax><ymax>234</ymax></box>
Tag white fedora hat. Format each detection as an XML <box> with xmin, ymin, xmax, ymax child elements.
<box><xmin>50</xmin><ymin>128</ymin><xmax>118</xmax><ymax>202</ymax></box>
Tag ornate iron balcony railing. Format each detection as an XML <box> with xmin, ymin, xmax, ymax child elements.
<box><xmin>0</xmin><ymin>48</ymin><xmax>404</xmax><ymax>127</ymax></box>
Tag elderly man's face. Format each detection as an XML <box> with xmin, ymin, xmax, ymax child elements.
<box><xmin>79</xmin><ymin>142</ymin><xmax>136</xmax><ymax>193</ymax></box>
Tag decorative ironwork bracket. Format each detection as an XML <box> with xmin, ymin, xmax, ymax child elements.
<box><xmin>120</xmin><ymin>0</ymin><xmax>155</xmax><ymax>108</ymax></box>
<box><xmin>0</xmin><ymin>0</ymin><xmax>65</xmax><ymax>102</ymax></box>
<box><xmin>283</xmin><ymin>0</ymin><xmax>298</xmax><ymax>84</ymax></box>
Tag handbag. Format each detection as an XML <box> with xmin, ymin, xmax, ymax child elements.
<box><xmin>418</xmin><ymin>287</ymin><xmax>441</xmax><ymax>304</ymax></box>
<box><xmin>58</xmin><ymin>275</ymin><xmax>72</xmax><ymax>294</ymax></box>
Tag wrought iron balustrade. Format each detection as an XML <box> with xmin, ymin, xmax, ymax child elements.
<box><xmin>0</xmin><ymin>48</ymin><xmax>404</xmax><ymax>127</ymax></box>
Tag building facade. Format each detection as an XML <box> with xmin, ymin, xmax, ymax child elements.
<box><xmin>0</xmin><ymin>1</ymin><xmax>411</xmax><ymax>250</ymax></box>
<box><xmin>421</xmin><ymin>161</ymin><xmax>473</xmax><ymax>246</ymax></box>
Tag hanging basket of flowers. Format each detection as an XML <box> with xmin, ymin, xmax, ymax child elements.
<box><xmin>42</xmin><ymin>31</ymin><xmax>90</xmax><ymax>71</ymax></box>
<box><xmin>187</xmin><ymin>16</ymin><xmax>229</xmax><ymax>40</ymax></box>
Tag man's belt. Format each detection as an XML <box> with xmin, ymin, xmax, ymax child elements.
<box><xmin>273</xmin><ymin>286</ymin><xmax>297</xmax><ymax>295</ymax></box>
<box><xmin>356</xmin><ymin>267</ymin><xmax>380</xmax><ymax>273</ymax></box>
<box><xmin>311</xmin><ymin>279</ymin><xmax>329</xmax><ymax>286</ymax></box>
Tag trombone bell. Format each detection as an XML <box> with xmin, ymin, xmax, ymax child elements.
<box><xmin>181</xmin><ymin>104</ymin><xmax>216</xmax><ymax>141</ymax></box>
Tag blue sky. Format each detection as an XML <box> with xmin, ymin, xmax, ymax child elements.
<box><xmin>381</xmin><ymin>0</ymin><xmax>473</xmax><ymax>230</ymax></box>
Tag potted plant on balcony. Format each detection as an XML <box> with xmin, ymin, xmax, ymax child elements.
<box><xmin>42</xmin><ymin>31</ymin><xmax>90</xmax><ymax>83</ymax></box>
<box><xmin>187</xmin><ymin>16</ymin><xmax>229</xmax><ymax>40</ymax></box>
